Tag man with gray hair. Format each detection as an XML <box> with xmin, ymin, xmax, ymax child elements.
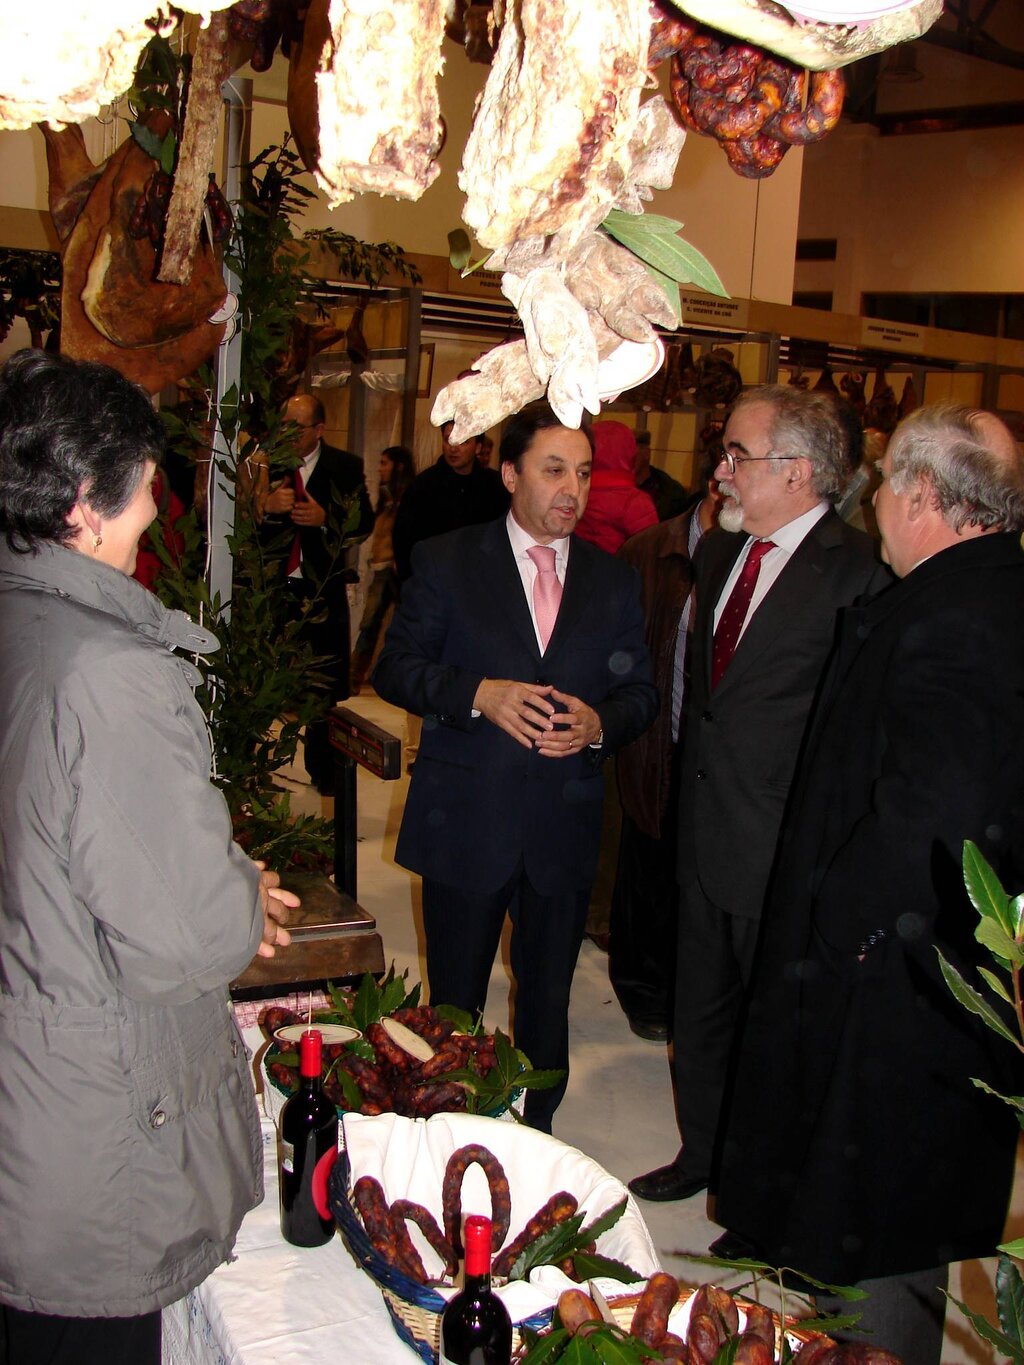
<box><xmin>713</xmin><ymin>404</ymin><xmax>1024</xmax><ymax>1361</ymax></box>
<box><xmin>630</xmin><ymin>383</ymin><xmax>890</xmax><ymax>1205</ymax></box>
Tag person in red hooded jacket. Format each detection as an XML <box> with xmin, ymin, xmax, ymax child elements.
<box><xmin>574</xmin><ymin>420</ymin><xmax>657</xmax><ymax>555</ymax></box>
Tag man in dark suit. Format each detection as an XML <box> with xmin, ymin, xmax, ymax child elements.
<box><xmin>373</xmin><ymin>402</ymin><xmax>657</xmax><ymax>1131</ymax></box>
<box><xmin>714</xmin><ymin>405</ymin><xmax>1024</xmax><ymax>1363</ymax></box>
<box><xmin>630</xmin><ymin>385</ymin><xmax>889</xmax><ymax>1203</ymax></box>
<box><xmin>609</xmin><ymin>467</ymin><xmax>722</xmax><ymax>1041</ymax></box>
<box><xmin>262</xmin><ymin>392</ymin><xmax>373</xmax><ymax>789</ymax></box>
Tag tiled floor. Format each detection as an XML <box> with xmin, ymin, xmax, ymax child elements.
<box><xmin>285</xmin><ymin>690</ymin><xmax>1017</xmax><ymax>1362</ymax></box>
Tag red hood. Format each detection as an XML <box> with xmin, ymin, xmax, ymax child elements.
<box><xmin>591</xmin><ymin>420</ymin><xmax>638</xmax><ymax>475</ymax></box>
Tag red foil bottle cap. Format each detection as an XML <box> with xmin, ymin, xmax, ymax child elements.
<box><xmin>299</xmin><ymin>1028</ymin><xmax>323</xmax><ymax>1078</ymax></box>
<box><xmin>463</xmin><ymin>1214</ymin><xmax>493</xmax><ymax>1275</ymax></box>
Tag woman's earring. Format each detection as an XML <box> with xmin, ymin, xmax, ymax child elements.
<box><xmin>92</xmin><ymin>534</ymin><xmax>103</xmax><ymax>552</ymax></box>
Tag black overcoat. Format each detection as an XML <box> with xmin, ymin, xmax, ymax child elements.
<box><xmin>717</xmin><ymin>532</ymin><xmax>1024</xmax><ymax>1283</ymax></box>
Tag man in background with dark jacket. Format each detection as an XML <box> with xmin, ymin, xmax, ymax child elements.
<box><xmin>261</xmin><ymin>392</ymin><xmax>373</xmax><ymax>790</ymax></box>
<box><xmin>392</xmin><ymin>420</ymin><xmax>508</xmax><ymax>583</ymax></box>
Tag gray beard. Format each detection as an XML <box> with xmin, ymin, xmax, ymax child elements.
<box><xmin>719</xmin><ymin>499</ymin><xmax>745</xmax><ymax>534</ymax></box>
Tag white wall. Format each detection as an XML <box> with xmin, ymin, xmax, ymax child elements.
<box><xmin>797</xmin><ymin>119</ymin><xmax>1024</xmax><ymax>311</ymax></box>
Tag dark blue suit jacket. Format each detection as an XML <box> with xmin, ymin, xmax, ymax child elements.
<box><xmin>373</xmin><ymin>517</ymin><xmax>657</xmax><ymax>896</ymax></box>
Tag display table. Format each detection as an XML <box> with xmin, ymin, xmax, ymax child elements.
<box><xmin>161</xmin><ymin>1016</ymin><xmax>416</xmax><ymax>1365</ymax></box>
<box><xmin>230</xmin><ymin>873</ymin><xmax>384</xmax><ymax>996</ymax></box>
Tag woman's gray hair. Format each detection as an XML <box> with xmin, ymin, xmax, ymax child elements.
<box><xmin>888</xmin><ymin>403</ymin><xmax>1024</xmax><ymax>532</ymax></box>
<box><xmin>730</xmin><ymin>385</ymin><xmax>853</xmax><ymax>501</ymax></box>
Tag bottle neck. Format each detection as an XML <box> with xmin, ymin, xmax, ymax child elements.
<box><xmin>463</xmin><ymin>1269</ymin><xmax>491</xmax><ymax>1296</ymax></box>
<box><xmin>298</xmin><ymin>1029</ymin><xmax>324</xmax><ymax>1082</ymax></box>
<box><xmin>463</xmin><ymin>1214</ymin><xmax>493</xmax><ymax>1283</ymax></box>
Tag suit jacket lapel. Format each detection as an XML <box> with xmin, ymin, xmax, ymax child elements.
<box><xmin>542</xmin><ymin>538</ymin><xmax>588</xmax><ymax>660</ymax></box>
<box><xmin>713</xmin><ymin>511</ymin><xmax>835</xmax><ymax>695</ymax></box>
<box><xmin>478</xmin><ymin>519</ymin><xmax>542</xmax><ymax>661</ymax></box>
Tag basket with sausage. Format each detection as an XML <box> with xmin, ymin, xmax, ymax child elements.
<box><xmin>258</xmin><ymin>969</ymin><xmax>561</xmax><ymax>1122</ymax></box>
<box><xmin>327</xmin><ymin>1111</ymin><xmax>662</xmax><ymax>1363</ymax></box>
<box><xmin>517</xmin><ymin>1279</ymin><xmax>904</xmax><ymax>1363</ymax></box>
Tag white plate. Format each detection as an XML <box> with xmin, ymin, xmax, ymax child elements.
<box><xmin>596</xmin><ymin>337</ymin><xmax>665</xmax><ymax>402</ymax></box>
<box><xmin>785</xmin><ymin>0</ymin><xmax>923</xmax><ymax>20</ymax></box>
<box><xmin>274</xmin><ymin>1023</ymin><xmax>361</xmax><ymax>1045</ymax></box>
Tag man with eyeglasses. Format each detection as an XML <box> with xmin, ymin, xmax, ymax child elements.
<box><xmin>629</xmin><ymin>383</ymin><xmax>890</xmax><ymax>1208</ymax></box>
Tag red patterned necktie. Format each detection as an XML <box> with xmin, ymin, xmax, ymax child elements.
<box><xmin>527</xmin><ymin>545</ymin><xmax>562</xmax><ymax>652</ymax></box>
<box><xmin>711</xmin><ymin>539</ymin><xmax>775</xmax><ymax>689</ymax></box>
<box><xmin>285</xmin><ymin>466</ymin><xmax>305</xmax><ymax>575</ymax></box>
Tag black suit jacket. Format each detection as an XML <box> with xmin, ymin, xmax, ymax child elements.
<box><xmin>296</xmin><ymin>442</ymin><xmax>373</xmax><ymax>594</ymax></box>
<box><xmin>718</xmin><ymin>532</ymin><xmax>1024</xmax><ymax>1283</ymax></box>
<box><xmin>372</xmin><ymin>518</ymin><xmax>658</xmax><ymax>896</ymax></box>
<box><xmin>678</xmin><ymin>508</ymin><xmax>890</xmax><ymax>918</ymax></box>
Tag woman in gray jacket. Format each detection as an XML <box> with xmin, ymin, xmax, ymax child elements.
<box><xmin>0</xmin><ymin>351</ymin><xmax>296</xmax><ymax>1365</ymax></box>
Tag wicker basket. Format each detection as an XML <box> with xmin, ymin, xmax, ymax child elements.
<box><xmin>328</xmin><ymin>1150</ymin><xmax>552</xmax><ymax>1363</ymax></box>
<box><xmin>509</xmin><ymin>1288</ymin><xmax>831</xmax><ymax>1360</ymax></box>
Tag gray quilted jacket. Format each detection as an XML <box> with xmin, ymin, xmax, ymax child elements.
<box><xmin>0</xmin><ymin>541</ymin><xmax>265</xmax><ymax>1317</ymax></box>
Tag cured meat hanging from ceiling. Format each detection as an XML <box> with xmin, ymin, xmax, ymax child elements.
<box><xmin>1</xmin><ymin>0</ymin><xmax>942</xmax><ymax>408</ymax></box>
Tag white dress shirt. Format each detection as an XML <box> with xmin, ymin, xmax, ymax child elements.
<box><xmin>505</xmin><ymin>511</ymin><xmax>570</xmax><ymax>654</ymax></box>
<box><xmin>712</xmin><ymin>501</ymin><xmax>829</xmax><ymax>642</ymax></box>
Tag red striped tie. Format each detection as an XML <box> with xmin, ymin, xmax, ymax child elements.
<box><xmin>711</xmin><ymin>539</ymin><xmax>775</xmax><ymax>689</ymax></box>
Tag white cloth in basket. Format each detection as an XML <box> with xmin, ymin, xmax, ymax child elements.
<box><xmin>342</xmin><ymin>1111</ymin><xmax>661</xmax><ymax>1324</ymax></box>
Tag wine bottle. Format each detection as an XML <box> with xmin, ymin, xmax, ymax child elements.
<box><xmin>439</xmin><ymin>1214</ymin><xmax>512</xmax><ymax>1365</ymax></box>
<box><xmin>278</xmin><ymin>1028</ymin><xmax>339</xmax><ymax>1247</ymax></box>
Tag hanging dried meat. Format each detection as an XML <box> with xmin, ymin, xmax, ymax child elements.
<box><xmin>864</xmin><ymin>366</ymin><xmax>899</xmax><ymax>434</ymax></box>
<box><xmin>287</xmin><ymin>0</ymin><xmax>446</xmax><ymax>208</ymax></box>
<box><xmin>663</xmin><ymin>16</ymin><xmax>845</xmax><ymax>179</ymax></box>
<box><xmin>44</xmin><ymin>116</ymin><xmax>226</xmax><ymax>393</ymax></box>
<box><xmin>459</xmin><ymin>0</ymin><xmax>652</xmax><ymax>252</ymax></box>
<box><xmin>898</xmin><ymin>375</ymin><xmax>920</xmax><ymax>419</ymax></box>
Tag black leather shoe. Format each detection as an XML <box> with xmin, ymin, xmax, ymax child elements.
<box><xmin>628</xmin><ymin>1164</ymin><xmax>708</xmax><ymax>1202</ymax></box>
<box><xmin>627</xmin><ymin>1015</ymin><xmax>669</xmax><ymax>1043</ymax></box>
<box><xmin>708</xmin><ymin>1230</ymin><xmax>762</xmax><ymax>1262</ymax></box>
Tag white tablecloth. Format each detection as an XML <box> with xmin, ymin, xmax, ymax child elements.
<box><xmin>162</xmin><ymin>1016</ymin><xmax>418</xmax><ymax>1365</ymax></box>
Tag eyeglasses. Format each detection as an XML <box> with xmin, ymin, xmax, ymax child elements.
<box><xmin>718</xmin><ymin>450</ymin><xmax>800</xmax><ymax>476</ymax></box>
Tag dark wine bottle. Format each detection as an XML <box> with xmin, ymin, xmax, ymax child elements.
<box><xmin>278</xmin><ymin>1028</ymin><xmax>339</xmax><ymax>1247</ymax></box>
<box><xmin>439</xmin><ymin>1214</ymin><xmax>512</xmax><ymax>1365</ymax></box>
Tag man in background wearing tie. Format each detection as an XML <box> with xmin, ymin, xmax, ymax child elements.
<box><xmin>630</xmin><ymin>385</ymin><xmax>889</xmax><ymax>1205</ymax></box>
<box><xmin>261</xmin><ymin>392</ymin><xmax>373</xmax><ymax>791</ymax></box>
<box><xmin>373</xmin><ymin>402</ymin><xmax>657</xmax><ymax>1131</ymax></box>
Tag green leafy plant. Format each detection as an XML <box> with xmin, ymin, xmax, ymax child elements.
<box><xmin>435</xmin><ymin>1025</ymin><xmax>563</xmax><ymax>1119</ymax></box>
<box><xmin>446</xmin><ymin>212</ymin><xmax>727</xmax><ymax>323</ymax></box>
<box><xmin>507</xmin><ymin>1198</ymin><xmax>635</xmax><ymax>1286</ymax></box>
<box><xmin>937</xmin><ymin>840</ymin><xmax>1024</xmax><ymax>1359</ymax></box>
<box><xmin>0</xmin><ymin>248</ymin><xmax>61</xmax><ymax>349</ymax></box>
<box><xmin>600</xmin><ymin>208</ymin><xmax>727</xmax><ymax>323</ymax></box>
<box><xmin>267</xmin><ymin>969</ymin><xmax>562</xmax><ymax>1117</ymax></box>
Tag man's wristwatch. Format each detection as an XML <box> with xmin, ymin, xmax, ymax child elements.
<box><xmin>589</xmin><ymin>729</ymin><xmax>604</xmax><ymax>750</ymax></box>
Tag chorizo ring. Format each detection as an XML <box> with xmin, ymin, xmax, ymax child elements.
<box><xmin>442</xmin><ymin>1144</ymin><xmax>512</xmax><ymax>1257</ymax></box>
<box><xmin>391</xmin><ymin>1199</ymin><xmax>458</xmax><ymax>1279</ymax></box>
<box><xmin>353</xmin><ymin>1176</ymin><xmax>409</xmax><ymax>1274</ymax></box>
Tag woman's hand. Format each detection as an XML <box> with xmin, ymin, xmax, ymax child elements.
<box><xmin>253</xmin><ymin>863</ymin><xmax>299</xmax><ymax>958</ymax></box>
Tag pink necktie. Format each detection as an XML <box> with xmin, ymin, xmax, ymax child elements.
<box><xmin>527</xmin><ymin>545</ymin><xmax>562</xmax><ymax>652</ymax></box>
<box><xmin>711</xmin><ymin>539</ymin><xmax>775</xmax><ymax>690</ymax></box>
<box><xmin>285</xmin><ymin>466</ymin><xmax>305</xmax><ymax>575</ymax></box>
